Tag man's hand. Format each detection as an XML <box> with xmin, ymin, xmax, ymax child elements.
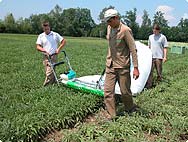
<box><xmin>42</xmin><ymin>49</ymin><xmax>50</xmax><ymax>56</ymax></box>
<box><xmin>56</xmin><ymin>39</ymin><xmax>66</xmax><ymax>54</ymax></box>
<box><xmin>36</xmin><ymin>44</ymin><xmax>49</xmax><ymax>55</ymax></box>
<box><xmin>55</xmin><ymin>48</ymin><xmax>61</xmax><ymax>54</ymax></box>
<box><xmin>133</xmin><ymin>67</ymin><xmax>139</xmax><ymax>80</ymax></box>
<box><xmin>163</xmin><ymin>57</ymin><xmax>167</xmax><ymax>63</ymax></box>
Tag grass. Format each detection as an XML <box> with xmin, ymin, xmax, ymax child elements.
<box><xmin>0</xmin><ymin>33</ymin><xmax>188</xmax><ymax>142</ymax></box>
<box><xmin>0</xmin><ymin>34</ymin><xmax>105</xmax><ymax>141</ymax></box>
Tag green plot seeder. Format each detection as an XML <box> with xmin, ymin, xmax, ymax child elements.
<box><xmin>47</xmin><ymin>50</ymin><xmax>105</xmax><ymax>97</ymax></box>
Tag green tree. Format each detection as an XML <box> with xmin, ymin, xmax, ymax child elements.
<box><xmin>163</xmin><ymin>26</ymin><xmax>176</xmax><ymax>41</ymax></box>
<box><xmin>177</xmin><ymin>18</ymin><xmax>188</xmax><ymax>29</ymax></box>
<box><xmin>29</xmin><ymin>14</ymin><xmax>41</xmax><ymax>34</ymax></box>
<box><xmin>29</xmin><ymin>14</ymin><xmax>51</xmax><ymax>34</ymax></box>
<box><xmin>49</xmin><ymin>5</ymin><xmax>63</xmax><ymax>33</ymax></box>
<box><xmin>17</xmin><ymin>18</ymin><xmax>32</xmax><ymax>34</ymax></box>
<box><xmin>77</xmin><ymin>8</ymin><xmax>95</xmax><ymax>36</ymax></box>
<box><xmin>123</xmin><ymin>8</ymin><xmax>139</xmax><ymax>38</ymax></box>
<box><xmin>141</xmin><ymin>10</ymin><xmax>151</xmax><ymax>27</ymax></box>
<box><xmin>152</xmin><ymin>11</ymin><xmax>169</xmax><ymax>27</ymax></box>
<box><xmin>90</xmin><ymin>23</ymin><xmax>106</xmax><ymax>38</ymax></box>
<box><xmin>62</xmin><ymin>8</ymin><xmax>95</xmax><ymax>37</ymax></box>
<box><xmin>137</xmin><ymin>10</ymin><xmax>152</xmax><ymax>40</ymax></box>
<box><xmin>176</xmin><ymin>18</ymin><xmax>188</xmax><ymax>42</ymax></box>
<box><xmin>4</xmin><ymin>13</ymin><xmax>17</xmax><ymax>33</ymax></box>
<box><xmin>0</xmin><ymin>20</ymin><xmax>6</xmax><ymax>33</ymax></box>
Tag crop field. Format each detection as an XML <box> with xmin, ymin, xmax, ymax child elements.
<box><xmin>0</xmin><ymin>34</ymin><xmax>188</xmax><ymax>142</ymax></box>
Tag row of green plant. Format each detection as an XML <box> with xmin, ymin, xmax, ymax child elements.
<box><xmin>61</xmin><ymin>46</ymin><xmax>188</xmax><ymax>141</ymax></box>
<box><xmin>0</xmin><ymin>34</ymin><xmax>106</xmax><ymax>141</ymax></box>
<box><xmin>0</xmin><ymin>34</ymin><xmax>188</xmax><ymax>142</ymax></box>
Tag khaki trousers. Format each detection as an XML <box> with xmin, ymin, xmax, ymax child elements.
<box><xmin>104</xmin><ymin>67</ymin><xmax>134</xmax><ymax>117</ymax></box>
<box><xmin>146</xmin><ymin>58</ymin><xmax>163</xmax><ymax>88</ymax></box>
<box><xmin>43</xmin><ymin>55</ymin><xmax>57</xmax><ymax>86</ymax></box>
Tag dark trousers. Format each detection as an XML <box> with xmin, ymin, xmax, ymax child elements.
<box><xmin>146</xmin><ymin>58</ymin><xmax>163</xmax><ymax>88</ymax></box>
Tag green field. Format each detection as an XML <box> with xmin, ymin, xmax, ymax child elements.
<box><xmin>0</xmin><ymin>34</ymin><xmax>188</xmax><ymax>142</ymax></box>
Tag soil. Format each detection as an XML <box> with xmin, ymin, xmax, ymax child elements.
<box><xmin>41</xmin><ymin>107</ymin><xmax>110</xmax><ymax>142</ymax></box>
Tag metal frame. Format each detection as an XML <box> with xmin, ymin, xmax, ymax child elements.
<box><xmin>47</xmin><ymin>50</ymin><xmax>72</xmax><ymax>85</ymax></box>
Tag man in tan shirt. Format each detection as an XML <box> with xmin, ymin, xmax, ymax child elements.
<box><xmin>103</xmin><ymin>9</ymin><xmax>139</xmax><ymax>119</ymax></box>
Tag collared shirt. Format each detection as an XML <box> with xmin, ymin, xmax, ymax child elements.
<box><xmin>36</xmin><ymin>31</ymin><xmax>64</xmax><ymax>55</ymax></box>
<box><xmin>148</xmin><ymin>33</ymin><xmax>168</xmax><ymax>59</ymax></box>
<box><xmin>106</xmin><ymin>22</ymin><xmax>138</xmax><ymax>70</ymax></box>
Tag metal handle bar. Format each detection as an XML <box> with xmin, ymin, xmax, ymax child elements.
<box><xmin>61</xmin><ymin>50</ymin><xmax>67</xmax><ymax>57</ymax></box>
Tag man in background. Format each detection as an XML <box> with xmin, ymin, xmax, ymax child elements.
<box><xmin>36</xmin><ymin>21</ymin><xmax>66</xmax><ymax>86</ymax></box>
<box><xmin>146</xmin><ymin>24</ymin><xmax>168</xmax><ymax>88</ymax></box>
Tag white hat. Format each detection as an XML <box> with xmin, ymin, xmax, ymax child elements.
<box><xmin>103</xmin><ymin>9</ymin><xmax>118</xmax><ymax>22</ymax></box>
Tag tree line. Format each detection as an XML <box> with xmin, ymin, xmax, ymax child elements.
<box><xmin>0</xmin><ymin>5</ymin><xmax>188</xmax><ymax>42</ymax></box>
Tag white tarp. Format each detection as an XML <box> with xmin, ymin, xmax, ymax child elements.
<box><xmin>61</xmin><ymin>41</ymin><xmax>152</xmax><ymax>95</ymax></box>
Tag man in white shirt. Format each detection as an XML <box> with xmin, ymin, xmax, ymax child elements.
<box><xmin>146</xmin><ymin>24</ymin><xmax>168</xmax><ymax>88</ymax></box>
<box><xmin>36</xmin><ymin>21</ymin><xmax>66</xmax><ymax>86</ymax></box>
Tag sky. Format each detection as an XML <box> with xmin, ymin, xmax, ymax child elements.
<box><xmin>0</xmin><ymin>0</ymin><xmax>188</xmax><ymax>26</ymax></box>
